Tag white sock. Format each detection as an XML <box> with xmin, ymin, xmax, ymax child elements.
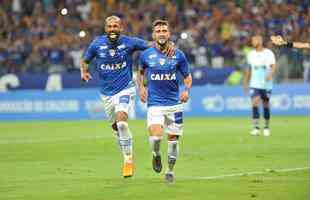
<box><xmin>167</xmin><ymin>140</ymin><xmax>179</xmax><ymax>173</ymax></box>
<box><xmin>116</xmin><ymin>121</ymin><xmax>133</xmax><ymax>163</ymax></box>
<box><xmin>149</xmin><ymin>136</ymin><xmax>162</xmax><ymax>156</ymax></box>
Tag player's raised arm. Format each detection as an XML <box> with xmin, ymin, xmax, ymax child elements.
<box><xmin>270</xmin><ymin>35</ymin><xmax>310</xmax><ymax>50</ymax></box>
<box><xmin>289</xmin><ymin>41</ymin><xmax>310</xmax><ymax>49</ymax></box>
<box><xmin>147</xmin><ymin>41</ymin><xmax>175</xmax><ymax>57</ymax></box>
<box><xmin>145</xmin><ymin>35</ymin><xmax>175</xmax><ymax>58</ymax></box>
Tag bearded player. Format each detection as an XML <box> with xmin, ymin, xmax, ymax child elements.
<box><xmin>137</xmin><ymin>20</ymin><xmax>192</xmax><ymax>183</ymax></box>
<box><xmin>81</xmin><ymin>16</ymin><xmax>173</xmax><ymax>178</ymax></box>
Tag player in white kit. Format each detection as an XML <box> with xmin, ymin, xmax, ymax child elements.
<box><xmin>243</xmin><ymin>35</ymin><xmax>277</xmax><ymax>136</ymax></box>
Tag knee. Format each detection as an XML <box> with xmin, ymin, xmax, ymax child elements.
<box><xmin>252</xmin><ymin>101</ymin><xmax>259</xmax><ymax>107</ymax></box>
<box><xmin>252</xmin><ymin>97</ymin><xmax>260</xmax><ymax>107</ymax></box>
<box><xmin>168</xmin><ymin>134</ymin><xmax>179</xmax><ymax>141</ymax></box>
<box><xmin>263</xmin><ymin>100</ymin><xmax>269</xmax><ymax>107</ymax></box>
<box><xmin>116</xmin><ymin>112</ymin><xmax>128</xmax><ymax>122</ymax></box>
<box><xmin>149</xmin><ymin>125</ymin><xmax>163</xmax><ymax>136</ymax></box>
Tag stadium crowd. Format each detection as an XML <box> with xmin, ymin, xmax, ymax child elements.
<box><xmin>0</xmin><ymin>0</ymin><xmax>309</xmax><ymax>80</ymax></box>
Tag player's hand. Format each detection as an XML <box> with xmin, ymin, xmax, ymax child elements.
<box><xmin>180</xmin><ymin>90</ymin><xmax>189</xmax><ymax>103</ymax></box>
<box><xmin>139</xmin><ymin>86</ymin><xmax>147</xmax><ymax>103</ymax></box>
<box><xmin>266</xmin><ymin>73</ymin><xmax>273</xmax><ymax>81</ymax></box>
<box><xmin>270</xmin><ymin>35</ymin><xmax>286</xmax><ymax>46</ymax></box>
<box><xmin>81</xmin><ymin>71</ymin><xmax>92</xmax><ymax>82</ymax></box>
<box><xmin>165</xmin><ymin>41</ymin><xmax>175</xmax><ymax>58</ymax></box>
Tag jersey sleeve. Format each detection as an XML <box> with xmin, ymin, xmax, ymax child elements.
<box><xmin>178</xmin><ymin>51</ymin><xmax>190</xmax><ymax>78</ymax></box>
<box><xmin>131</xmin><ymin>37</ymin><xmax>149</xmax><ymax>51</ymax></box>
<box><xmin>83</xmin><ymin>39</ymin><xmax>97</xmax><ymax>62</ymax></box>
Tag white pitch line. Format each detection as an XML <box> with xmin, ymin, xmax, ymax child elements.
<box><xmin>0</xmin><ymin>135</ymin><xmax>110</xmax><ymax>144</ymax></box>
<box><xmin>194</xmin><ymin>166</ymin><xmax>310</xmax><ymax>180</ymax></box>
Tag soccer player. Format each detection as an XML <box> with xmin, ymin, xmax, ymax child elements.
<box><xmin>243</xmin><ymin>34</ymin><xmax>277</xmax><ymax>136</ymax></box>
<box><xmin>137</xmin><ymin>20</ymin><xmax>192</xmax><ymax>183</ymax></box>
<box><xmin>80</xmin><ymin>16</ymin><xmax>173</xmax><ymax>178</ymax></box>
<box><xmin>270</xmin><ymin>35</ymin><xmax>310</xmax><ymax>50</ymax></box>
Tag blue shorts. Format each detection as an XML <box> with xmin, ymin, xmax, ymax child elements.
<box><xmin>249</xmin><ymin>88</ymin><xmax>272</xmax><ymax>101</ymax></box>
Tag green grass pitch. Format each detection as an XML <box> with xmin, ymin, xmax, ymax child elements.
<box><xmin>1</xmin><ymin>116</ymin><xmax>310</xmax><ymax>200</ymax></box>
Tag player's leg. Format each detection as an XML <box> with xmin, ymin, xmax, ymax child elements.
<box><xmin>262</xmin><ymin>90</ymin><xmax>271</xmax><ymax>136</ymax></box>
<box><xmin>100</xmin><ymin>93</ymin><xmax>133</xmax><ymax>177</ymax></box>
<box><xmin>100</xmin><ymin>94</ymin><xmax>117</xmax><ymax>133</ymax></box>
<box><xmin>147</xmin><ymin>107</ymin><xmax>165</xmax><ymax>173</ymax></box>
<box><xmin>115</xmin><ymin>111</ymin><xmax>132</xmax><ymax>162</ymax></box>
<box><xmin>111</xmin><ymin>121</ymin><xmax>118</xmax><ymax>137</ymax></box>
<box><xmin>164</xmin><ymin>110</ymin><xmax>183</xmax><ymax>183</ymax></box>
<box><xmin>250</xmin><ymin>89</ymin><xmax>261</xmax><ymax>135</ymax></box>
<box><xmin>114</xmin><ymin>88</ymin><xmax>136</xmax><ymax>177</ymax></box>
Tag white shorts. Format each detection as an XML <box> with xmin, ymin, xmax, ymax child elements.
<box><xmin>100</xmin><ymin>87</ymin><xmax>136</xmax><ymax>122</ymax></box>
<box><xmin>147</xmin><ymin>104</ymin><xmax>184</xmax><ymax>135</ymax></box>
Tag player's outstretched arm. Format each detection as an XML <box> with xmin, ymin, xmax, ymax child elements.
<box><xmin>270</xmin><ymin>35</ymin><xmax>286</xmax><ymax>46</ymax></box>
<box><xmin>148</xmin><ymin>41</ymin><xmax>175</xmax><ymax>57</ymax></box>
<box><xmin>270</xmin><ymin>35</ymin><xmax>310</xmax><ymax>50</ymax></box>
<box><xmin>137</xmin><ymin>69</ymin><xmax>147</xmax><ymax>103</ymax></box>
<box><xmin>291</xmin><ymin>42</ymin><xmax>310</xmax><ymax>49</ymax></box>
<box><xmin>243</xmin><ymin>68</ymin><xmax>251</xmax><ymax>95</ymax></box>
<box><xmin>165</xmin><ymin>41</ymin><xmax>175</xmax><ymax>57</ymax></box>
<box><xmin>180</xmin><ymin>74</ymin><xmax>192</xmax><ymax>103</ymax></box>
<box><xmin>80</xmin><ymin>59</ymin><xmax>92</xmax><ymax>82</ymax></box>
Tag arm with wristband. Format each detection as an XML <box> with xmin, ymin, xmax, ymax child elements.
<box><xmin>270</xmin><ymin>35</ymin><xmax>310</xmax><ymax>50</ymax></box>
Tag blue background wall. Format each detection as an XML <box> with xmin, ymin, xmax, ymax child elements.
<box><xmin>0</xmin><ymin>84</ymin><xmax>309</xmax><ymax>121</ymax></box>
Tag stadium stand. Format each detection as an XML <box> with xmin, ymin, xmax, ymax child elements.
<box><xmin>0</xmin><ymin>0</ymin><xmax>309</xmax><ymax>82</ymax></box>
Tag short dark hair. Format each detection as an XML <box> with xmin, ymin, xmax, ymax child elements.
<box><xmin>152</xmin><ymin>20</ymin><xmax>169</xmax><ymax>29</ymax></box>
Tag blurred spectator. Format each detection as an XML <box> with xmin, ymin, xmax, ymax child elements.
<box><xmin>0</xmin><ymin>44</ymin><xmax>9</xmax><ymax>74</ymax></box>
<box><xmin>26</xmin><ymin>46</ymin><xmax>46</xmax><ymax>73</ymax></box>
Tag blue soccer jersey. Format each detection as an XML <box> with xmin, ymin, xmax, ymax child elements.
<box><xmin>139</xmin><ymin>47</ymin><xmax>190</xmax><ymax>107</ymax></box>
<box><xmin>83</xmin><ymin>35</ymin><xmax>148</xmax><ymax>96</ymax></box>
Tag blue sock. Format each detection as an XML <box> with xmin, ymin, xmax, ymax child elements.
<box><xmin>252</xmin><ymin>106</ymin><xmax>259</xmax><ymax>129</ymax></box>
<box><xmin>252</xmin><ymin>106</ymin><xmax>259</xmax><ymax>118</ymax></box>
<box><xmin>264</xmin><ymin>107</ymin><xmax>270</xmax><ymax>128</ymax></box>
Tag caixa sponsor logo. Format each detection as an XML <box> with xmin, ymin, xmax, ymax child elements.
<box><xmin>150</xmin><ymin>73</ymin><xmax>176</xmax><ymax>80</ymax></box>
<box><xmin>100</xmin><ymin>62</ymin><xmax>126</xmax><ymax>70</ymax></box>
<box><xmin>201</xmin><ymin>95</ymin><xmax>224</xmax><ymax>112</ymax></box>
<box><xmin>270</xmin><ymin>94</ymin><xmax>291</xmax><ymax>110</ymax></box>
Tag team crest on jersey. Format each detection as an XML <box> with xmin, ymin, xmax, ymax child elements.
<box><xmin>109</xmin><ymin>49</ymin><xmax>116</xmax><ymax>57</ymax></box>
<box><xmin>98</xmin><ymin>53</ymin><xmax>106</xmax><ymax>58</ymax></box>
<box><xmin>99</xmin><ymin>45</ymin><xmax>108</xmax><ymax>50</ymax></box>
<box><xmin>117</xmin><ymin>44</ymin><xmax>126</xmax><ymax>49</ymax></box>
<box><xmin>159</xmin><ymin>58</ymin><xmax>166</xmax><ymax>66</ymax></box>
<box><xmin>149</xmin><ymin>54</ymin><xmax>157</xmax><ymax>59</ymax></box>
